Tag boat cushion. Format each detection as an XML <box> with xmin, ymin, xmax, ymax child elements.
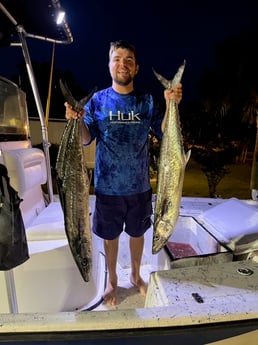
<box><xmin>2</xmin><ymin>148</ymin><xmax>47</xmax><ymax>195</ymax></box>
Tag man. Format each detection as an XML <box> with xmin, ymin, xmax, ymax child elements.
<box><xmin>65</xmin><ymin>40</ymin><xmax>182</xmax><ymax>305</ymax></box>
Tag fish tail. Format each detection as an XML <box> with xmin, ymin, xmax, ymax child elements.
<box><xmin>152</xmin><ymin>60</ymin><xmax>186</xmax><ymax>89</ymax></box>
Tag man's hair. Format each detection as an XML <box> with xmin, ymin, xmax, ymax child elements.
<box><xmin>109</xmin><ymin>40</ymin><xmax>138</xmax><ymax>62</ymax></box>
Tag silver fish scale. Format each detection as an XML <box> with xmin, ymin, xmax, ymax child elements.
<box><xmin>153</xmin><ymin>61</ymin><xmax>191</xmax><ymax>254</ymax></box>
<box><xmin>56</xmin><ymin>118</ymin><xmax>92</xmax><ymax>282</ymax></box>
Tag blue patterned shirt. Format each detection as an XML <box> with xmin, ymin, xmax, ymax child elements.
<box><xmin>84</xmin><ymin>87</ymin><xmax>163</xmax><ymax>195</ymax></box>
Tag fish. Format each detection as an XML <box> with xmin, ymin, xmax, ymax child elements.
<box><xmin>59</xmin><ymin>79</ymin><xmax>97</xmax><ymax>112</ymax></box>
<box><xmin>152</xmin><ymin>60</ymin><xmax>191</xmax><ymax>254</ymax></box>
<box><xmin>55</xmin><ymin>82</ymin><xmax>96</xmax><ymax>282</ymax></box>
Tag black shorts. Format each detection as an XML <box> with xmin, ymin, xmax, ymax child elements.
<box><xmin>92</xmin><ymin>189</ymin><xmax>153</xmax><ymax>240</ymax></box>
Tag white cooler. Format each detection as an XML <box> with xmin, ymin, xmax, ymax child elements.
<box><xmin>164</xmin><ymin>198</ymin><xmax>258</xmax><ymax>268</ymax></box>
<box><xmin>146</xmin><ymin>198</ymin><xmax>258</xmax><ymax>308</ymax></box>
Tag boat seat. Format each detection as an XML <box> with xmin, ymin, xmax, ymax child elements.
<box><xmin>2</xmin><ymin>147</ymin><xmax>67</xmax><ymax>241</ymax></box>
<box><xmin>26</xmin><ymin>201</ymin><xmax>66</xmax><ymax>241</ymax></box>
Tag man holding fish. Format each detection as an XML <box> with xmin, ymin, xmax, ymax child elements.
<box><xmin>65</xmin><ymin>40</ymin><xmax>182</xmax><ymax>305</ymax></box>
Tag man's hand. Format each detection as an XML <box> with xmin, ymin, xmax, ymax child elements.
<box><xmin>64</xmin><ymin>102</ymin><xmax>85</xmax><ymax>120</ymax></box>
<box><xmin>164</xmin><ymin>83</ymin><xmax>182</xmax><ymax>104</ymax></box>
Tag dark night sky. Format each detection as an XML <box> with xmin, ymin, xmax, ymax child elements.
<box><xmin>0</xmin><ymin>0</ymin><xmax>258</xmax><ymax>102</ymax></box>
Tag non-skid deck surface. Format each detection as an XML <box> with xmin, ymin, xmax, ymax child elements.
<box><xmin>94</xmin><ymin>264</ymin><xmax>151</xmax><ymax>310</ymax></box>
<box><xmin>93</xmin><ymin>230</ymin><xmax>154</xmax><ymax>310</ymax></box>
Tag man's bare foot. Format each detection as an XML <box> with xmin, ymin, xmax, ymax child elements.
<box><xmin>103</xmin><ymin>278</ymin><xmax>118</xmax><ymax>305</ymax></box>
<box><xmin>130</xmin><ymin>275</ymin><xmax>147</xmax><ymax>296</ymax></box>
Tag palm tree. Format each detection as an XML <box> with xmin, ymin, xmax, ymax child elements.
<box><xmin>188</xmin><ymin>99</ymin><xmax>233</xmax><ymax>197</ymax></box>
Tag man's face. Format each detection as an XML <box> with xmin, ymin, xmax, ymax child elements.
<box><xmin>109</xmin><ymin>47</ymin><xmax>139</xmax><ymax>86</ymax></box>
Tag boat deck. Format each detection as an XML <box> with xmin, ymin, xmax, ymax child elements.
<box><xmin>1</xmin><ymin>196</ymin><xmax>258</xmax><ymax>338</ymax></box>
<box><xmin>88</xmin><ymin>231</ymin><xmax>156</xmax><ymax>311</ymax></box>
<box><xmin>84</xmin><ymin>196</ymin><xmax>258</xmax><ymax>311</ymax></box>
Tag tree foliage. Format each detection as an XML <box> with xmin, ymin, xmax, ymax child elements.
<box><xmin>181</xmin><ymin>25</ymin><xmax>258</xmax><ymax>196</ymax></box>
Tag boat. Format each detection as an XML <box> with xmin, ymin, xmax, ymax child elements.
<box><xmin>0</xmin><ymin>1</ymin><xmax>258</xmax><ymax>344</ymax></box>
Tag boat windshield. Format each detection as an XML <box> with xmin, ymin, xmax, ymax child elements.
<box><xmin>0</xmin><ymin>77</ymin><xmax>29</xmax><ymax>141</ymax></box>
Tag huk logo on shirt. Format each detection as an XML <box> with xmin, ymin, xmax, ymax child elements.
<box><xmin>109</xmin><ymin>110</ymin><xmax>141</xmax><ymax>123</ymax></box>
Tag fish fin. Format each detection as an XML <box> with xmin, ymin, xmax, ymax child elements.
<box><xmin>59</xmin><ymin>79</ymin><xmax>97</xmax><ymax>112</ymax></box>
<box><xmin>152</xmin><ymin>68</ymin><xmax>170</xmax><ymax>89</ymax></box>
<box><xmin>173</xmin><ymin>60</ymin><xmax>186</xmax><ymax>85</ymax></box>
<box><xmin>87</xmin><ymin>168</ymin><xmax>93</xmax><ymax>186</ymax></box>
<box><xmin>152</xmin><ymin>60</ymin><xmax>186</xmax><ymax>89</ymax></box>
<box><xmin>185</xmin><ymin>149</ymin><xmax>191</xmax><ymax>164</ymax></box>
<box><xmin>161</xmin><ymin>199</ymin><xmax>169</xmax><ymax>216</ymax></box>
<box><xmin>59</xmin><ymin>79</ymin><xmax>77</xmax><ymax>106</ymax></box>
<box><xmin>79</xmin><ymin>86</ymin><xmax>97</xmax><ymax>107</ymax></box>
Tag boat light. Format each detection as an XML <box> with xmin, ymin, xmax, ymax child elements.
<box><xmin>56</xmin><ymin>9</ymin><xmax>65</xmax><ymax>25</ymax></box>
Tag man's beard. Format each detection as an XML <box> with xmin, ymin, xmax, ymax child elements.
<box><xmin>113</xmin><ymin>74</ymin><xmax>133</xmax><ymax>86</ymax></box>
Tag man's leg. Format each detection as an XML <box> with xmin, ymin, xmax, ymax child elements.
<box><xmin>103</xmin><ymin>237</ymin><xmax>119</xmax><ymax>305</ymax></box>
<box><xmin>129</xmin><ymin>235</ymin><xmax>147</xmax><ymax>296</ymax></box>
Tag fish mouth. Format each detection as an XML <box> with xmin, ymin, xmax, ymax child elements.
<box><xmin>152</xmin><ymin>239</ymin><xmax>167</xmax><ymax>254</ymax></box>
<box><xmin>152</xmin><ymin>220</ymin><xmax>170</xmax><ymax>254</ymax></box>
